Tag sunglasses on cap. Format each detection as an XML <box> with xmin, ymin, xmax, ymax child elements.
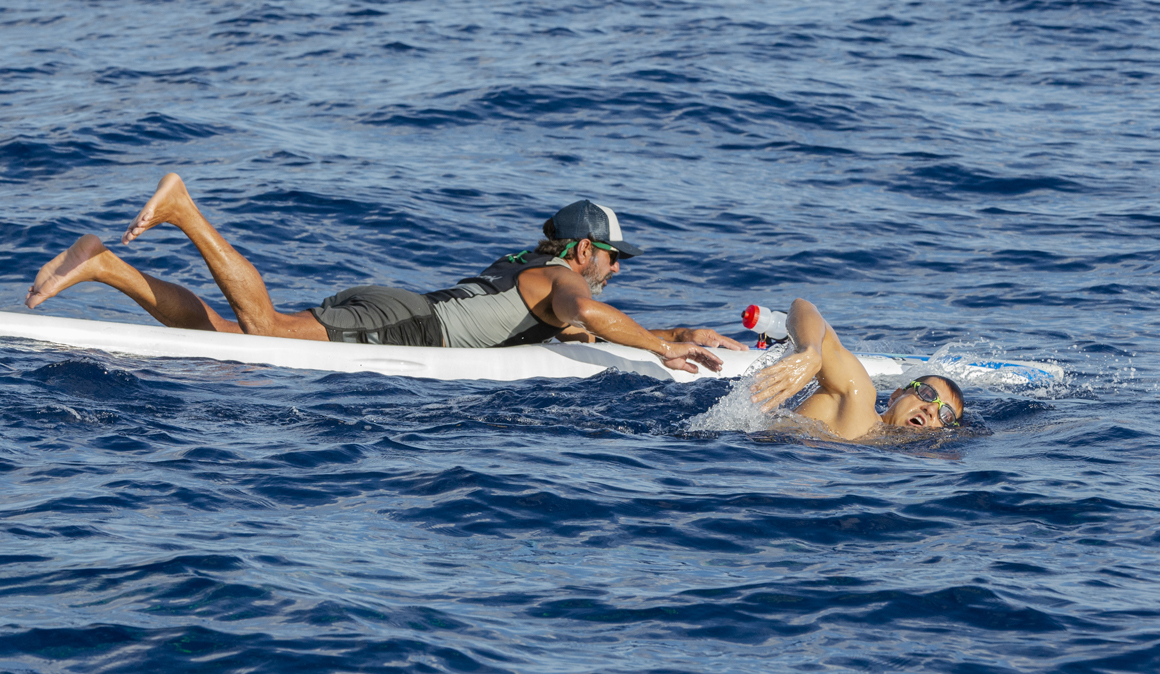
<box><xmin>557</xmin><ymin>240</ymin><xmax>619</xmax><ymax>264</ymax></box>
<box><xmin>905</xmin><ymin>380</ymin><xmax>960</xmax><ymax>427</ymax></box>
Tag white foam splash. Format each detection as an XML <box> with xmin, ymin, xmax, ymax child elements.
<box><xmin>687</xmin><ymin>344</ymin><xmax>794</xmax><ymax>432</ymax></box>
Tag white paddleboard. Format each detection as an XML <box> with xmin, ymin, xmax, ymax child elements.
<box><xmin>0</xmin><ymin>311</ymin><xmax>1062</xmax><ymax>384</ymax></box>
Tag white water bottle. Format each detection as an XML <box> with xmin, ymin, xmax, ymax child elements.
<box><xmin>741</xmin><ymin>304</ymin><xmax>788</xmax><ymax>341</ymax></box>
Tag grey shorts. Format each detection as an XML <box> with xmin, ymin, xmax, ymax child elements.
<box><xmin>310</xmin><ymin>286</ymin><xmax>443</xmax><ymax>347</ymax></box>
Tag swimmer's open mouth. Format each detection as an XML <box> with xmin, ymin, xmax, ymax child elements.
<box><xmin>908</xmin><ymin>414</ymin><xmax>927</xmax><ymax>427</ymax></box>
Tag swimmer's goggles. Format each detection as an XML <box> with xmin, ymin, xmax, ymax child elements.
<box><xmin>905</xmin><ymin>380</ymin><xmax>960</xmax><ymax>427</ymax></box>
<box><xmin>557</xmin><ymin>240</ymin><xmax>619</xmax><ymax>264</ymax></box>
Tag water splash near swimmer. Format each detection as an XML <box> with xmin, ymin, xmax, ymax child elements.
<box><xmin>687</xmin><ymin>340</ymin><xmax>1071</xmax><ymax>434</ymax></box>
<box><xmin>880</xmin><ymin>341</ymin><xmax>1070</xmax><ymax>399</ymax></box>
<box><xmin>686</xmin><ymin>343</ymin><xmax>809</xmax><ymax>432</ymax></box>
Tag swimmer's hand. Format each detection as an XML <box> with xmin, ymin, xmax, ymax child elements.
<box><xmin>659</xmin><ymin>342</ymin><xmax>724</xmax><ymax>374</ymax></box>
<box><xmin>749</xmin><ymin>346</ymin><xmax>821</xmax><ymax>413</ymax></box>
<box><xmin>661</xmin><ymin>328</ymin><xmax>748</xmax><ymax>351</ymax></box>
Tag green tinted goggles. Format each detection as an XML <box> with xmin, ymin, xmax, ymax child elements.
<box><xmin>906</xmin><ymin>380</ymin><xmax>960</xmax><ymax>427</ymax></box>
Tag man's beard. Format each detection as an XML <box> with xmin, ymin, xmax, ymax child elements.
<box><xmin>581</xmin><ymin>261</ymin><xmax>608</xmax><ymax>297</ymax></box>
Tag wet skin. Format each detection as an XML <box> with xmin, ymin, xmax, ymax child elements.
<box><xmin>750</xmin><ymin>298</ymin><xmax>964</xmax><ymax>440</ymax></box>
<box><xmin>514</xmin><ymin>239</ymin><xmax>740</xmax><ymax>373</ymax></box>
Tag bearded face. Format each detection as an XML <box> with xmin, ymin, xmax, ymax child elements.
<box><xmin>581</xmin><ymin>258</ymin><xmax>613</xmax><ymax>296</ymax></box>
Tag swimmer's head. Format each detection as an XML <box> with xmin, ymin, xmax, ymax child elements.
<box><xmin>881</xmin><ymin>375</ymin><xmax>964</xmax><ymax>430</ymax></box>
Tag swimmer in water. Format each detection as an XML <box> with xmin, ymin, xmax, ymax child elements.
<box><xmin>749</xmin><ymin>299</ymin><xmax>964</xmax><ymax>440</ymax></box>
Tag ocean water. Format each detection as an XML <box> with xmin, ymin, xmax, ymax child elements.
<box><xmin>2</xmin><ymin>1</ymin><xmax>1159</xmax><ymax>672</ymax></box>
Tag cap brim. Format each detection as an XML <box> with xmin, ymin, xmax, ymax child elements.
<box><xmin>610</xmin><ymin>240</ymin><xmax>642</xmax><ymax>259</ymax></box>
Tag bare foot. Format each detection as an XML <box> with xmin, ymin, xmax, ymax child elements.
<box><xmin>122</xmin><ymin>173</ymin><xmax>198</xmax><ymax>244</ymax></box>
<box><xmin>26</xmin><ymin>234</ymin><xmax>110</xmax><ymax>309</ymax></box>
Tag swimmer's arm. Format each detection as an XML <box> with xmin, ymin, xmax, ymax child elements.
<box><xmin>649</xmin><ymin>328</ymin><xmax>747</xmax><ymax>351</ymax></box>
<box><xmin>549</xmin><ymin>272</ymin><xmax>723</xmax><ymax>373</ymax></box>
<box><xmin>750</xmin><ymin>299</ymin><xmax>873</xmax><ymax>412</ymax></box>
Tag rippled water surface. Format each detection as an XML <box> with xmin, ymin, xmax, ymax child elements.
<box><xmin>2</xmin><ymin>1</ymin><xmax>1159</xmax><ymax>672</ymax></box>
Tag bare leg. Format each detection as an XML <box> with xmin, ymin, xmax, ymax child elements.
<box><xmin>123</xmin><ymin>173</ymin><xmax>327</xmax><ymax>341</ymax></box>
<box><xmin>27</xmin><ymin>234</ymin><xmax>242</xmax><ymax>332</ymax></box>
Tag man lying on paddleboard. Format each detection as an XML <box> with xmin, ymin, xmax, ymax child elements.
<box><xmin>750</xmin><ymin>299</ymin><xmax>964</xmax><ymax>440</ymax></box>
<box><xmin>26</xmin><ymin>174</ymin><xmax>742</xmax><ymax>374</ymax></box>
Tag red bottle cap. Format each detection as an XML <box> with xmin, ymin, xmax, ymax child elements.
<box><xmin>741</xmin><ymin>304</ymin><xmax>760</xmax><ymax>330</ymax></box>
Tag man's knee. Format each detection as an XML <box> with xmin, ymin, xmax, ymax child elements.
<box><xmin>240</xmin><ymin>311</ymin><xmax>327</xmax><ymax>340</ymax></box>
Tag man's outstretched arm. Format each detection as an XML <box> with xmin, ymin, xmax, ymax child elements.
<box><xmin>549</xmin><ymin>273</ymin><xmax>724</xmax><ymax>373</ymax></box>
<box><xmin>649</xmin><ymin>328</ymin><xmax>747</xmax><ymax>351</ymax></box>
<box><xmin>557</xmin><ymin>327</ymin><xmax>746</xmax><ymax>351</ymax></box>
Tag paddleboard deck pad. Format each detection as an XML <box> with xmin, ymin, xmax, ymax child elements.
<box><xmin>0</xmin><ymin>312</ymin><xmax>1062</xmax><ymax>384</ymax></box>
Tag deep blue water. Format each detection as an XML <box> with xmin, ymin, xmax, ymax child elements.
<box><xmin>2</xmin><ymin>1</ymin><xmax>1159</xmax><ymax>672</ymax></box>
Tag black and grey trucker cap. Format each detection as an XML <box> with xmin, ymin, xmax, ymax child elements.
<box><xmin>550</xmin><ymin>200</ymin><xmax>643</xmax><ymax>258</ymax></box>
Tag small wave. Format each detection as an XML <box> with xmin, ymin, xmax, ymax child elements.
<box><xmin>902</xmin><ymin>491</ymin><xmax>1146</xmax><ymax>525</ymax></box>
<box><xmin>1060</xmin><ymin>424</ymin><xmax>1158</xmax><ymax>448</ymax></box>
<box><xmin>357</xmin><ymin>84</ymin><xmax>863</xmax><ymax>135</ymax></box>
<box><xmin>854</xmin><ymin>15</ymin><xmax>917</xmax><ymax>28</ymax></box>
<box><xmin>26</xmin><ymin>359</ymin><xmax>142</xmax><ymax>399</ymax></box>
<box><xmin>0</xmin><ymin>137</ymin><xmax>118</xmax><ymax>182</ymax></box>
<box><xmin>716</xmin><ymin>140</ymin><xmax>857</xmax><ymax>156</ymax></box>
<box><xmin>897</xmin><ymin>163</ymin><xmax>1087</xmax><ymax>199</ymax></box>
<box><xmin>382</xmin><ymin>41</ymin><xmax>421</xmax><ymax>52</ymax></box>
<box><xmin>75</xmin><ymin>113</ymin><xmax>232</xmax><ymax>145</ymax></box>
<box><xmin>62</xmin><ymin>117</ymin><xmax>228</xmax><ymax>154</ymax></box>
<box><xmin>91</xmin><ymin>66</ymin><xmax>232</xmax><ymax>86</ymax></box>
<box><xmin>1002</xmin><ymin>0</ymin><xmax>1119</xmax><ymax>12</ymax></box>
<box><xmin>528</xmin><ymin>581</ymin><xmax>1078</xmax><ymax>641</ymax></box>
<box><xmin>19</xmin><ymin>493</ymin><xmax>142</xmax><ymax>517</ymax></box>
<box><xmin>346</xmin><ymin>8</ymin><xmax>387</xmax><ymax>17</ymax></box>
<box><xmin>392</xmin><ymin>488</ymin><xmax>617</xmax><ymax>538</ymax></box>
<box><xmin>973</xmin><ymin>397</ymin><xmax>1055</xmax><ymax>422</ymax></box>
<box><xmin>626</xmin><ymin>68</ymin><xmax>704</xmax><ymax>84</ymax></box>
<box><xmin>0</xmin><ymin>623</ymin><xmax>492</xmax><ymax>672</ymax></box>
<box><xmin>214</xmin><ymin>8</ymin><xmax>320</xmax><ymax>27</ymax></box>
<box><xmin>0</xmin><ymin>65</ymin><xmax>59</xmax><ymax>78</ymax></box>
<box><xmin>358</xmin><ymin>104</ymin><xmax>483</xmax><ymax>128</ymax></box>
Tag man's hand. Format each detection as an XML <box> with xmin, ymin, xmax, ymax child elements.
<box><xmin>662</xmin><ymin>328</ymin><xmax>748</xmax><ymax>351</ymax></box>
<box><xmin>659</xmin><ymin>342</ymin><xmax>724</xmax><ymax>374</ymax></box>
<box><xmin>749</xmin><ymin>347</ymin><xmax>821</xmax><ymax>412</ymax></box>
